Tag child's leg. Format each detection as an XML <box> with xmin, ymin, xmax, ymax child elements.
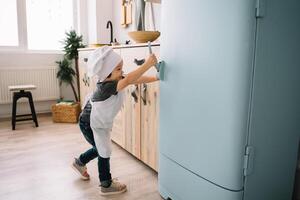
<box><xmin>78</xmin><ymin>120</ymin><xmax>98</xmax><ymax>164</ymax></box>
<box><xmin>72</xmin><ymin>119</ymin><xmax>97</xmax><ymax>180</ymax></box>
<box><xmin>98</xmin><ymin>156</ymin><xmax>112</xmax><ymax>187</ymax></box>
<box><xmin>98</xmin><ymin>156</ymin><xmax>126</xmax><ymax>196</ymax></box>
<box><xmin>92</xmin><ymin>127</ymin><xmax>113</xmax><ymax>184</ymax></box>
<box><xmin>92</xmin><ymin>127</ymin><xmax>112</xmax><ymax>159</ymax></box>
<box><xmin>92</xmin><ymin>127</ymin><xmax>127</xmax><ymax>195</ymax></box>
<box><xmin>79</xmin><ymin>147</ymin><xmax>98</xmax><ymax>165</ymax></box>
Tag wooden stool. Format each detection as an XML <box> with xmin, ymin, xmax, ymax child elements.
<box><xmin>8</xmin><ymin>85</ymin><xmax>39</xmax><ymax>130</ymax></box>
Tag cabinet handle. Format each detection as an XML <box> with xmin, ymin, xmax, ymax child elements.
<box><xmin>82</xmin><ymin>73</ymin><xmax>90</xmax><ymax>87</ymax></box>
<box><xmin>134</xmin><ymin>58</ymin><xmax>145</xmax><ymax>66</ymax></box>
<box><xmin>141</xmin><ymin>83</ymin><xmax>147</xmax><ymax>105</ymax></box>
<box><xmin>84</xmin><ymin>58</ymin><xmax>88</xmax><ymax>62</ymax></box>
<box><xmin>131</xmin><ymin>85</ymin><xmax>139</xmax><ymax>103</ymax></box>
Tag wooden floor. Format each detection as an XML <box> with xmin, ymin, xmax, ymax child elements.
<box><xmin>0</xmin><ymin>115</ymin><xmax>163</xmax><ymax>200</ymax></box>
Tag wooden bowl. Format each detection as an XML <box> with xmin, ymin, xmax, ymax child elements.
<box><xmin>128</xmin><ymin>31</ymin><xmax>160</xmax><ymax>43</ymax></box>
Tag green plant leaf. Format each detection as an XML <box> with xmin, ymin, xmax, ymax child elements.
<box><xmin>56</xmin><ymin>58</ymin><xmax>75</xmax><ymax>86</ymax></box>
<box><xmin>61</xmin><ymin>30</ymin><xmax>86</xmax><ymax>60</ymax></box>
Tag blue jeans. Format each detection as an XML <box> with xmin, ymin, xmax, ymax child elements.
<box><xmin>78</xmin><ymin>117</ymin><xmax>112</xmax><ymax>185</ymax></box>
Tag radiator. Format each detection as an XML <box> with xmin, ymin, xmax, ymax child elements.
<box><xmin>0</xmin><ymin>66</ymin><xmax>60</xmax><ymax>104</ymax></box>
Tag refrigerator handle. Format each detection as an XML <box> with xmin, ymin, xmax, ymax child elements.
<box><xmin>156</xmin><ymin>61</ymin><xmax>165</xmax><ymax>81</ymax></box>
<box><xmin>148</xmin><ymin>41</ymin><xmax>160</xmax><ymax>72</ymax></box>
<box><xmin>148</xmin><ymin>42</ymin><xmax>165</xmax><ymax>81</ymax></box>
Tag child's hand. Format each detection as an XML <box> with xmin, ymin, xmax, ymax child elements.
<box><xmin>145</xmin><ymin>54</ymin><xmax>158</xmax><ymax>68</ymax></box>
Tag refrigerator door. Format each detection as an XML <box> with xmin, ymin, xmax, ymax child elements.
<box><xmin>159</xmin><ymin>0</ymin><xmax>256</xmax><ymax>196</ymax></box>
<box><xmin>243</xmin><ymin>1</ymin><xmax>300</xmax><ymax>199</ymax></box>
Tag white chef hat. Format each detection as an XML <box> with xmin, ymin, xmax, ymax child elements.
<box><xmin>86</xmin><ymin>46</ymin><xmax>122</xmax><ymax>82</ymax></box>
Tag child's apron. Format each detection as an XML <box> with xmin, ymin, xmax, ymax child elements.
<box><xmin>90</xmin><ymin>91</ymin><xmax>124</xmax><ymax>158</ymax></box>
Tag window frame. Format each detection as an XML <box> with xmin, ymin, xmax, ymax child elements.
<box><xmin>0</xmin><ymin>0</ymin><xmax>78</xmax><ymax>54</ymax></box>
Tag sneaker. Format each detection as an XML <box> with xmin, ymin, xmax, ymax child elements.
<box><xmin>71</xmin><ymin>158</ymin><xmax>90</xmax><ymax>180</ymax></box>
<box><xmin>100</xmin><ymin>178</ymin><xmax>127</xmax><ymax>196</ymax></box>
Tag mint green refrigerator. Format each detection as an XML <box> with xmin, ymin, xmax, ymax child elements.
<box><xmin>158</xmin><ymin>0</ymin><xmax>300</xmax><ymax>199</ymax></box>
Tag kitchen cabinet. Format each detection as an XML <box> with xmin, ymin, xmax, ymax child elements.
<box><xmin>78</xmin><ymin>50</ymin><xmax>96</xmax><ymax>104</ymax></box>
<box><xmin>121</xmin><ymin>47</ymin><xmax>146</xmax><ymax>159</ymax></box>
<box><xmin>140</xmin><ymin>47</ymin><xmax>160</xmax><ymax>170</ymax></box>
<box><xmin>121</xmin><ymin>45</ymin><xmax>160</xmax><ymax>170</ymax></box>
<box><xmin>78</xmin><ymin>44</ymin><xmax>160</xmax><ymax>171</ymax></box>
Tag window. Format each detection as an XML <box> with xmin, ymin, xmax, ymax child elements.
<box><xmin>0</xmin><ymin>0</ymin><xmax>75</xmax><ymax>51</ymax></box>
<box><xmin>0</xmin><ymin>0</ymin><xmax>19</xmax><ymax>46</ymax></box>
<box><xmin>26</xmin><ymin>0</ymin><xmax>74</xmax><ymax>50</ymax></box>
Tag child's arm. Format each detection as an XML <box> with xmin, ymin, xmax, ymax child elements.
<box><xmin>131</xmin><ymin>76</ymin><xmax>158</xmax><ymax>84</ymax></box>
<box><xmin>117</xmin><ymin>54</ymin><xmax>157</xmax><ymax>91</ymax></box>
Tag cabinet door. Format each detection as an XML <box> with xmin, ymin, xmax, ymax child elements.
<box><xmin>121</xmin><ymin>47</ymin><xmax>147</xmax><ymax>158</ymax></box>
<box><xmin>122</xmin><ymin>85</ymin><xmax>141</xmax><ymax>157</ymax></box>
<box><xmin>140</xmin><ymin>46</ymin><xmax>160</xmax><ymax>171</ymax></box>
<box><xmin>78</xmin><ymin>51</ymin><xmax>97</xmax><ymax>105</ymax></box>
<box><xmin>140</xmin><ymin>82</ymin><xmax>159</xmax><ymax>171</ymax></box>
<box><xmin>79</xmin><ymin>51</ymin><xmax>91</xmax><ymax>105</ymax></box>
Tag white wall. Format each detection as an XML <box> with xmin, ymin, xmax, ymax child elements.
<box><xmin>81</xmin><ymin>0</ymin><xmax>161</xmax><ymax>45</ymax></box>
<box><xmin>0</xmin><ymin>52</ymin><xmax>75</xmax><ymax>118</ymax></box>
<box><xmin>112</xmin><ymin>0</ymin><xmax>161</xmax><ymax>44</ymax></box>
<box><xmin>86</xmin><ymin>0</ymin><xmax>113</xmax><ymax>44</ymax></box>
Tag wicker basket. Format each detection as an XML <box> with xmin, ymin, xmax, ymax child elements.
<box><xmin>51</xmin><ymin>103</ymin><xmax>81</xmax><ymax>123</ymax></box>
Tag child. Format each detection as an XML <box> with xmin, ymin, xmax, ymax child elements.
<box><xmin>72</xmin><ymin>46</ymin><xmax>158</xmax><ymax>196</ymax></box>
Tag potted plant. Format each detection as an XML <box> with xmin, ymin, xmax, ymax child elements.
<box><xmin>62</xmin><ymin>30</ymin><xmax>85</xmax><ymax>101</ymax></box>
<box><xmin>52</xmin><ymin>57</ymin><xmax>81</xmax><ymax>123</ymax></box>
<box><xmin>56</xmin><ymin>57</ymin><xmax>78</xmax><ymax>102</ymax></box>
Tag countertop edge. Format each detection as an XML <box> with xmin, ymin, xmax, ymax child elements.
<box><xmin>78</xmin><ymin>43</ymin><xmax>160</xmax><ymax>51</ymax></box>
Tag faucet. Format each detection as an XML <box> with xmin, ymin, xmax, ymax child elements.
<box><xmin>106</xmin><ymin>21</ymin><xmax>113</xmax><ymax>44</ymax></box>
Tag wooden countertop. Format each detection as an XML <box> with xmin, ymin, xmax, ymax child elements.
<box><xmin>78</xmin><ymin>42</ymin><xmax>160</xmax><ymax>51</ymax></box>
